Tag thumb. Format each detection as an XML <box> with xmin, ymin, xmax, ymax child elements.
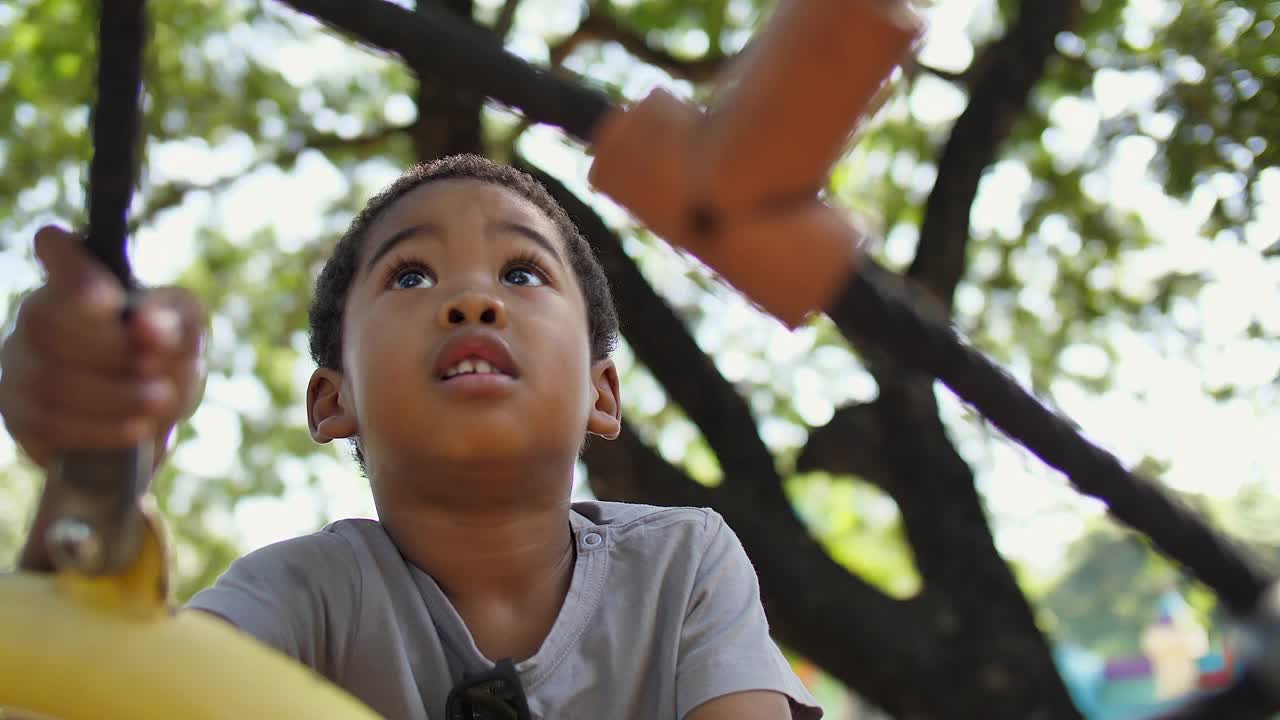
<box><xmin>33</xmin><ymin>224</ymin><xmax>125</xmax><ymax>304</ymax></box>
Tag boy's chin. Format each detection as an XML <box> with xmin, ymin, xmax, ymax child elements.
<box><xmin>413</xmin><ymin>427</ymin><xmax>562</xmax><ymax>466</ymax></box>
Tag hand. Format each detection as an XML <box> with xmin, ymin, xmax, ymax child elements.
<box><xmin>0</xmin><ymin>225</ymin><xmax>207</xmax><ymax>471</ymax></box>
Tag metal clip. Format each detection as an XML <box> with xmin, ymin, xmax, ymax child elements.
<box><xmin>43</xmin><ymin>443</ymin><xmax>152</xmax><ymax>576</ymax></box>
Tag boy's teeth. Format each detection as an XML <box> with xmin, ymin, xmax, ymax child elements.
<box><xmin>443</xmin><ymin>357</ymin><xmax>504</xmax><ymax>378</ymax></box>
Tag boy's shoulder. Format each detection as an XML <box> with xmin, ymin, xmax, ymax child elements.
<box><xmin>195</xmin><ymin>519</ymin><xmax>376</xmax><ymax>589</ymax></box>
<box><xmin>573</xmin><ymin>502</ymin><xmax>742</xmax><ymax>558</ymax></box>
<box><xmin>570</xmin><ymin>500</ymin><xmax>725</xmax><ymax>546</ymax></box>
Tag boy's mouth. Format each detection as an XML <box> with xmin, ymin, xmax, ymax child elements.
<box><xmin>442</xmin><ymin>356</ymin><xmax>511</xmax><ymax>379</ymax></box>
<box><xmin>433</xmin><ymin>332</ymin><xmax>519</xmax><ymax>381</ymax></box>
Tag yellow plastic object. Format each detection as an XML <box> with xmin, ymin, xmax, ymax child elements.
<box><xmin>0</xmin><ymin>509</ymin><xmax>381</xmax><ymax>719</ymax></box>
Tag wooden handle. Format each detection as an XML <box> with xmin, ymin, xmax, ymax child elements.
<box><xmin>590</xmin><ymin>90</ymin><xmax>868</xmax><ymax>326</ymax></box>
<box><xmin>698</xmin><ymin>0</ymin><xmax>923</xmax><ymax>216</ymax></box>
<box><xmin>589</xmin><ymin>0</ymin><xmax>922</xmax><ymax>326</ymax></box>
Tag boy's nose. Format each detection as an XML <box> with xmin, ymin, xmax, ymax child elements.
<box><xmin>438</xmin><ymin>291</ymin><xmax>508</xmax><ymax>328</ymax></box>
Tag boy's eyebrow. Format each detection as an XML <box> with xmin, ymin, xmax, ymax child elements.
<box><xmin>363</xmin><ymin>219</ymin><xmax>563</xmax><ymax>275</ymax></box>
<box><xmin>490</xmin><ymin>220</ymin><xmax>563</xmax><ymax>263</ymax></box>
<box><xmin>364</xmin><ymin>223</ymin><xmax>442</xmax><ymax>273</ymax></box>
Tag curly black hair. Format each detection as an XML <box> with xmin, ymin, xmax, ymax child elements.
<box><xmin>308</xmin><ymin>154</ymin><xmax>619</xmax><ymax>373</ymax></box>
<box><xmin>307</xmin><ymin>155</ymin><xmax>620</xmax><ymax>471</ymax></box>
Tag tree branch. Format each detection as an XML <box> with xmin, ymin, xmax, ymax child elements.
<box><xmin>276</xmin><ymin>0</ymin><xmax>611</xmax><ymax>143</ymax></box>
<box><xmin>908</xmin><ymin>58</ymin><xmax>968</xmax><ymax>86</ymax></box>
<box><xmin>409</xmin><ymin>0</ymin><xmax>486</xmax><ymax>160</ymax></box>
<box><xmin>795</xmin><ymin>401</ymin><xmax>894</xmax><ymax>488</ymax></box>
<box><xmin>129</xmin><ymin>125</ymin><xmax>407</xmax><ymax>233</ymax></box>
<box><xmin>129</xmin><ymin>125</ymin><xmax>408</xmax><ymax>234</ymax></box>
<box><xmin>908</xmin><ymin>0</ymin><xmax>1082</xmax><ymax>309</ymax></box>
<box><xmin>493</xmin><ymin>0</ymin><xmax>520</xmax><ymax>40</ymax></box>
<box><xmin>727</xmin><ymin>490</ymin><xmax>933</xmax><ymax>716</ymax></box>
<box><xmin>582</xmin><ymin>425</ymin><xmax>716</xmax><ymax>507</ymax></box>
<box><xmin>830</xmin><ymin>258</ymin><xmax>1274</xmax><ymax>615</ymax></box>
<box><xmin>549</xmin><ymin>8</ymin><xmax>729</xmax><ymax>83</ymax></box>
<box><xmin>902</xmin><ymin>43</ymin><xmax>1001</xmax><ymax>91</ymax></box>
<box><xmin>798</xmin><ymin>380</ymin><xmax>1007</xmax><ymax>593</ymax></box>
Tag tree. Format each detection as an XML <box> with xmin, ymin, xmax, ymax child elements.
<box><xmin>1</xmin><ymin>0</ymin><xmax>1276</xmax><ymax>717</ymax></box>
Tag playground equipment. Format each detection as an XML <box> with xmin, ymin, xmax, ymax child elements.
<box><xmin>2</xmin><ymin>0</ymin><xmax>1277</xmax><ymax>718</ymax></box>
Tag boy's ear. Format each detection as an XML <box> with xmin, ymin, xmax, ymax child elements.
<box><xmin>586</xmin><ymin>358</ymin><xmax>622</xmax><ymax>440</ymax></box>
<box><xmin>307</xmin><ymin>367</ymin><xmax>358</xmax><ymax>443</ymax></box>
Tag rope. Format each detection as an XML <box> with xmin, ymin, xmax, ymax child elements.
<box><xmin>32</xmin><ymin>0</ymin><xmax>151</xmax><ymax>579</ymax></box>
<box><xmin>85</xmin><ymin>0</ymin><xmax>146</xmax><ymax>289</ymax></box>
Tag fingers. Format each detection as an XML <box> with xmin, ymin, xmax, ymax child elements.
<box><xmin>0</xmin><ymin>226</ymin><xmax>210</xmax><ymax>468</ymax></box>
<box><xmin>23</xmin><ymin>225</ymin><xmax>137</xmax><ymax>372</ymax></box>
<box><xmin>0</xmin><ymin>390</ymin><xmax>157</xmax><ymax>456</ymax></box>
<box><xmin>136</xmin><ymin>287</ymin><xmax>210</xmax><ymax>420</ymax></box>
<box><xmin>0</xmin><ymin>368</ymin><xmax>161</xmax><ymax>468</ymax></box>
<box><xmin>34</xmin><ymin>225</ymin><xmax>127</xmax><ymax>304</ymax></box>
<box><xmin>16</xmin><ymin>289</ymin><xmax>137</xmax><ymax>373</ymax></box>
<box><xmin>22</xmin><ymin>229</ymin><xmax>208</xmax><ymax>375</ymax></box>
<box><xmin>5</xmin><ymin>351</ymin><xmax>180</xmax><ymax>420</ymax></box>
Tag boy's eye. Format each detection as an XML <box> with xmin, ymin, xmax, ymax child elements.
<box><xmin>392</xmin><ymin>267</ymin><xmax>435</xmax><ymax>290</ymax></box>
<box><xmin>503</xmin><ymin>266</ymin><xmax>545</xmax><ymax>287</ymax></box>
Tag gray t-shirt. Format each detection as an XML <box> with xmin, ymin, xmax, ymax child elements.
<box><xmin>188</xmin><ymin>501</ymin><xmax>821</xmax><ymax>720</ymax></box>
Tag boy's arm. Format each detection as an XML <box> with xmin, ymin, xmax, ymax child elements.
<box><xmin>685</xmin><ymin>690</ymin><xmax>793</xmax><ymax>720</ymax></box>
<box><xmin>184</xmin><ymin>529</ymin><xmax>361</xmax><ymax>675</ymax></box>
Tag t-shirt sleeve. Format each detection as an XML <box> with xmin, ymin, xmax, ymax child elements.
<box><xmin>676</xmin><ymin>510</ymin><xmax>823</xmax><ymax>720</ymax></box>
<box><xmin>184</xmin><ymin>529</ymin><xmax>360</xmax><ymax>678</ymax></box>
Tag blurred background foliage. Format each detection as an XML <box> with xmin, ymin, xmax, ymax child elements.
<box><xmin>1</xmin><ymin>0</ymin><xmax>1278</xmax><ymax>714</ymax></box>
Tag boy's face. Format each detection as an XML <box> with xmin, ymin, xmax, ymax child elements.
<box><xmin>309</xmin><ymin>179</ymin><xmax>619</xmax><ymax>486</ymax></box>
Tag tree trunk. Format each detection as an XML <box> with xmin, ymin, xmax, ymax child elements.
<box><xmin>412</xmin><ymin>0</ymin><xmax>484</xmax><ymax>161</ymax></box>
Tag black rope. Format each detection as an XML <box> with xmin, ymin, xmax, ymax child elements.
<box><xmin>829</xmin><ymin>261</ymin><xmax>1272</xmax><ymax>615</ymax></box>
<box><xmin>278</xmin><ymin>0</ymin><xmax>612</xmax><ymax>144</ymax></box>
<box><xmin>86</xmin><ymin>0</ymin><xmax>146</xmax><ymax>289</ymax></box>
<box><xmin>34</xmin><ymin>0</ymin><xmax>153</xmax><ymax>578</ymax></box>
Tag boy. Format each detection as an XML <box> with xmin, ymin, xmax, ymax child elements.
<box><xmin>0</xmin><ymin>155</ymin><xmax>821</xmax><ymax>719</ymax></box>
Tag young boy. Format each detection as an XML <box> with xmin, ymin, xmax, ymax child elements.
<box><xmin>0</xmin><ymin>155</ymin><xmax>821</xmax><ymax>719</ymax></box>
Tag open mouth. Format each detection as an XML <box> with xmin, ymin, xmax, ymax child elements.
<box><xmin>433</xmin><ymin>331</ymin><xmax>520</xmax><ymax>383</ymax></box>
<box><xmin>440</xmin><ymin>356</ymin><xmax>515</xmax><ymax>380</ymax></box>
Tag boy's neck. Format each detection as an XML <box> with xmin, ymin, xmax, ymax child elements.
<box><xmin>382</xmin><ymin>497</ymin><xmax>575</xmax><ymax>600</ymax></box>
<box><xmin>371</xmin><ymin>460</ymin><xmax>579</xmax><ymax>660</ymax></box>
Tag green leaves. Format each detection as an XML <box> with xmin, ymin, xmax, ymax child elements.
<box><xmin>786</xmin><ymin>472</ymin><xmax>921</xmax><ymax>599</ymax></box>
